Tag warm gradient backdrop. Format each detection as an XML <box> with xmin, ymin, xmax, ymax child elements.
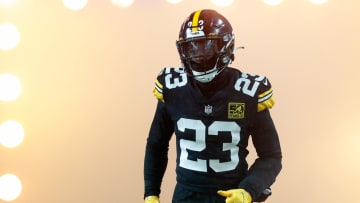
<box><xmin>1</xmin><ymin>0</ymin><xmax>359</xmax><ymax>202</ymax></box>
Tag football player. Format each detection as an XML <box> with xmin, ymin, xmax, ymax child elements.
<box><xmin>144</xmin><ymin>9</ymin><xmax>282</xmax><ymax>203</ymax></box>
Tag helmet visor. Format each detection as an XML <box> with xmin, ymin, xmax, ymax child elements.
<box><xmin>179</xmin><ymin>39</ymin><xmax>221</xmax><ymax>72</ymax></box>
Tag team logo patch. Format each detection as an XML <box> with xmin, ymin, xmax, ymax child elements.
<box><xmin>204</xmin><ymin>105</ymin><xmax>213</xmax><ymax>115</ymax></box>
<box><xmin>228</xmin><ymin>103</ymin><xmax>245</xmax><ymax>119</ymax></box>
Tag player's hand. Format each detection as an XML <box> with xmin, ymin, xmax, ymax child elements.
<box><xmin>144</xmin><ymin>195</ymin><xmax>160</xmax><ymax>203</ymax></box>
<box><xmin>217</xmin><ymin>189</ymin><xmax>252</xmax><ymax>203</ymax></box>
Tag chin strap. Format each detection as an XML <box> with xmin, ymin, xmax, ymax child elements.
<box><xmin>192</xmin><ymin>67</ymin><xmax>218</xmax><ymax>77</ymax></box>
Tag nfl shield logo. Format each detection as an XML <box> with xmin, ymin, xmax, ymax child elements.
<box><xmin>204</xmin><ymin>105</ymin><xmax>212</xmax><ymax>115</ymax></box>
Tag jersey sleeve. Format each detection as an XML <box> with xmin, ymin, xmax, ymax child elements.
<box><xmin>153</xmin><ymin>79</ymin><xmax>164</xmax><ymax>102</ymax></box>
<box><xmin>145</xmin><ymin>68</ymin><xmax>176</xmax><ymax>197</ymax></box>
<box><xmin>236</xmin><ymin>74</ymin><xmax>281</xmax><ymax>200</ymax></box>
<box><xmin>153</xmin><ymin>68</ymin><xmax>166</xmax><ymax>102</ymax></box>
<box><xmin>256</xmin><ymin>77</ymin><xmax>275</xmax><ymax>112</ymax></box>
<box><xmin>144</xmin><ymin>101</ymin><xmax>174</xmax><ymax>198</ymax></box>
<box><xmin>152</xmin><ymin>67</ymin><xmax>187</xmax><ymax>103</ymax></box>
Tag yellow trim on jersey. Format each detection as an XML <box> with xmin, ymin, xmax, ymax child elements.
<box><xmin>191</xmin><ymin>10</ymin><xmax>201</xmax><ymax>33</ymax></box>
<box><xmin>153</xmin><ymin>80</ymin><xmax>164</xmax><ymax>102</ymax></box>
<box><xmin>257</xmin><ymin>88</ymin><xmax>274</xmax><ymax>112</ymax></box>
<box><xmin>258</xmin><ymin>88</ymin><xmax>272</xmax><ymax>100</ymax></box>
<box><xmin>258</xmin><ymin>97</ymin><xmax>275</xmax><ymax>112</ymax></box>
<box><xmin>153</xmin><ymin>88</ymin><xmax>164</xmax><ymax>102</ymax></box>
<box><xmin>155</xmin><ymin>79</ymin><xmax>163</xmax><ymax>89</ymax></box>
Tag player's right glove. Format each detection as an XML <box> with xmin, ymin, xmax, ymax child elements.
<box><xmin>217</xmin><ymin>189</ymin><xmax>252</xmax><ymax>203</ymax></box>
<box><xmin>144</xmin><ymin>195</ymin><xmax>160</xmax><ymax>203</ymax></box>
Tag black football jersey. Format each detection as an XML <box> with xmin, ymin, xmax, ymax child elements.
<box><xmin>144</xmin><ymin>67</ymin><xmax>282</xmax><ymax>198</ymax></box>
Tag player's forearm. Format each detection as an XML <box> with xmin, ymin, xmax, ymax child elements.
<box><xmin>243</xmin><ymin>109</ymin><xmax>282</xmax><ymax>199</ymax></box>
<box><xmin>144</xmin><ymin>139</ymin><xmax>169</xmax><ymax>197</ymax></box>
<box><xmin>144</xmin><ymin>158</ymin><xmax>167</xmax><ymax>197</ymax></box>
<box><xmin>238</xmin><ymin>156</ymin><xmax>282</xmax><ymax>200</ymax></box>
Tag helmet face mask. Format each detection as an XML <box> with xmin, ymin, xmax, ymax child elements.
<box><xmin>176</xmin><ymin>9</ymin><xmax>235</xmax><ymax>83</ymax></box>
<box><xmin>178</xmin><ymin>38</ymin><xmax>220</xmax><ymax>72</ymax></box>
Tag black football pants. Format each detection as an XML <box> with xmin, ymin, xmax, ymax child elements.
<box><xmin>172</xmin><ymin>184</ymin><xmax>225</xmax><ymax>203</ymax></box>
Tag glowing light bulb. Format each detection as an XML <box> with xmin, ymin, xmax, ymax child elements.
<box><xmin>0</xmin><ymin>174</ymin><xmax>22</xmax><ymax>201</ymax></box>
<box><xmin>111</xmin><ymin>0</ymin><xmax>134</xmax><ymax>8</ymax></box>
<box><xmin>62</xmin><ymin>0</ymin><xmax>88</xmax><ymax>11</ymax></box>
<box><xmin>0</xmin><ymin>73</ymin><xmax>22</xmax><ymax>102</ymax></box>
<box><xmin>309</xmin><ymin>0</ymin><xmax>327</xmax><ymax>4</ymax></box>
<box><xmin>211</xmin><ymin>0</ymin><xmax>234</xmax><ymax>7</ymax></box>
<box><xmin>0</xmin><ymin>23</ymin><xmax>20</xmax><ymax>51</ymax></box>
<box><xmin>263</xmin><ymin>0</ymin><xmax>283</xmax><ymax>6</ymax></box>
<box><xmin>0</xmin><ymin>120</ymin><xmax>24</xmax><ymax>148</ymax></box>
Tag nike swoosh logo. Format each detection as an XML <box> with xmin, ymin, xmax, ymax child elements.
<box><xmin>263</xmin><ymin>78</ymin><xmax>268</xmax><ymax>86</ymax></box>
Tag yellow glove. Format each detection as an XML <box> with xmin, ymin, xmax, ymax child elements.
<box><xmin>144</xmin><ymin>195</ymin><xmax>160</xmax><ymax>203</ymax></box>
<box><xmin>217</xmin><ymin>189</ymin><xmax>252</xmax><ymax>203</ymax></box>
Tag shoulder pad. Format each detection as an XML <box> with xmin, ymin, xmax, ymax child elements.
<box><xmin>152</xmin><ymin>67</ymin><xmax>186</xmax><ymax>102</ymax></box>
<box><xmin>255</xmin><ymin>76</ymin><xmax>275</xmax><ymax>112</ymax></box>
<box><xmin>236</xmin><ymin>72</ymin><xmax>275</xmax><ymax>112</ymax></box>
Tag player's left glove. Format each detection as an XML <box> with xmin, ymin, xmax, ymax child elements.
<box><xmin>144</xmin><ymin>195</ymin><xmax>160</xmax><ymax>203</ymax></box>
<box><xmin>217</xmin><ymin>189</ymin><xmax>252</xmax><ymax>203</ymax></box>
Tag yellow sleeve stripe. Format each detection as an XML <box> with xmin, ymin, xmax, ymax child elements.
<box><xmin>153</xmin><ymin>80</ymin><xmax>164</xmax><ymax>102</ymax></box>
<box><xmin>258</xmin><ymin>88</ymin><xmax>272</xmax><ymax>102</ymax></box>
<box><xmin>155</xmin><ymin>79</ymin><xmax>163</xmax><ymax>90</ymax></box>
<box><xmin>258</xmin><ymin>88</ymin><xmax>274</xmax><ymax>112</ymax></box>
<box><xmin>258</xmin><ymin>97</ymin><xmax>275</xmax><ymax>112</ymax></box>
<box><xmin>153</xmin><ymin>88</ymin><xmax>164</xmax><ymax>102</ymax></box>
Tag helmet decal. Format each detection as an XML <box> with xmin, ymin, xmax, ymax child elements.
<box><xmin>191</xmin><ymin>10</ymin><xmax>202</xmax><ymax>33</ymax></box>
<box><xmin>185</xmin><ymin>10</ymin><xmax>205</xmax><ymax>39</ymax></box>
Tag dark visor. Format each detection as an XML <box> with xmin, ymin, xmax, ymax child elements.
<box><xmin>178</xmin><ymin>39</ymin><xmax>222</xmax><ymax>72</ymax></box>
<box><xmin>179</xmin><ymin>38</ymin><xmax>221</xmax><ymax>59</ymax></box>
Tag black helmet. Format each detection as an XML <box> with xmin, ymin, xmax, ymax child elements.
<box><xmin>176</xmin><ymin>9</ymin><xmax>235</xmax><ymax>83</ymax></box>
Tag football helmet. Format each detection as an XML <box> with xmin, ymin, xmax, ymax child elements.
<box><xmin>176</xmin><ymin>9</ymin><xmax>235</xmax><ymax>83</ymax></box>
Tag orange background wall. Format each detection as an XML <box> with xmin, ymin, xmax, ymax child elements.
<box><xmin>1</xmin><ymin>1</ymin><xmax>359</xmax><ymax>202</ymax></box>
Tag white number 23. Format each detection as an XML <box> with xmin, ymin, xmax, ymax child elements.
<box><xmin>177</xmin><ymin>118</ymin><xmax>241</xmax><ymax>173</ymax></box>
